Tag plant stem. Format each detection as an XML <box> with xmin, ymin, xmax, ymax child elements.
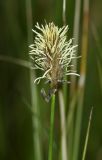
<box><xmin>62</xmin><ymin>0</ymin><xmax>66</xmax><ymax>25</ymax></box>
<box><xmin>67</xmin><ymin>93</ymin><xmax>77</xmax><ymax>160</ymax></box>
<box><xmin>59</xmin><ymin>90</ymin><xmax>68</xmax><ymax>160</ymax></box>
<box><xmin>68</xmin><ymin>0</ymin><xmax>81</xmax><ymax>155</ymax></box>
<box><xmin>48</xmin><ymin>94</ymin><xmax>56</xmax><ymax>160</ymax></box>
<box><xmin>72</xmin><ymin>0</ymin><xmax>89</xmax><ymax>159</ymax></box>
<box><xmin>61</xmin><ymin>1</ymin><xmax>68</xmax><ymax>160</ymax></box>
<box><xmin>72</xmin><ymin>91</ymin><xmax>84</xmax><ymax>160</ymax></box>
<box><xmin>70</xmin><ymin>0</ymin><xmax>81</xmax><ymax>96</ymax></box>
<box><xmin>25</xmin><ymin>0</ymin><xmax>42</xmax><ymax>160</ymax></box>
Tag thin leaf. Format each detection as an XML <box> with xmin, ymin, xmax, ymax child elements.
<box><xmin>82</xmin><ymin>107</ymin><xmax>93</xmax><ymax>160</ymax></box>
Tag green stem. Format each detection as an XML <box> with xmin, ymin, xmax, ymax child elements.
<box><xmin>25</xmin><ymin>0</ymin><xmax>42</xmax><ymax>159</ymax></box>
<box><xmin>70</xmin><ymin>0</ymin><xmax>81</xmax><ymax>96</ymax></box>
<box><xmin>72</xmin><ymin>0</ymin><xmax>89</xmax><ymax>159</ymax></box>
<box><xmin>72</xmin><ymin>91</ymin><xmax>84</xmax><ymax>160</ymax></box>
<box><xmin>59</xmin><ymin>90</ymin><xmax>68</xmax><ymax>160</ymax></box>
<box><xmin>48</xmin><ymin>94</ymin><xmax>56</xmax><ymax>160</ymax></box>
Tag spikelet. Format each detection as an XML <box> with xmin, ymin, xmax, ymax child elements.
<box><xmin>29</xmin><ymin>22</ymin><xmax>79</xmax><ymax>90</ymax></box>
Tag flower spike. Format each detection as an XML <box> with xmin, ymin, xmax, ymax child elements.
<box><xmin>29</xmin><ymin>22</ymin><xmax>79</xmax><ymax>91</ymax></box>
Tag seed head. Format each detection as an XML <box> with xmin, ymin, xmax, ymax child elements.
<box><xmin>29</xmin><ymin>22</ymin><xmax>79</xmax><ymax>89</ymax></box>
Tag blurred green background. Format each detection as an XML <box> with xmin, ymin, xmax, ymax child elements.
<box><xmin>0</xmin><ymin>0</ymin><xmax>102</xmax><ymax>160</ymax></box>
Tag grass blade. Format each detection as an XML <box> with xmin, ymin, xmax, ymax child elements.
<box><xmin>82</xmin><ymin>107</ymin><xmax>93</xmax><ymax>160</ymax></box>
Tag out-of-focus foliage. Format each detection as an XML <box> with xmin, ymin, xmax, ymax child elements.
<box><xmin>0</xmin><ymin>0</ymin><xmax>102</xmax><ymax>160</ymax></box>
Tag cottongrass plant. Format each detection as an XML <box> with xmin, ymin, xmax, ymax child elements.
<box><xmin>29</xmin><ymin>22</ymin><xmax>79</xmax><ymax>160</ymax></box>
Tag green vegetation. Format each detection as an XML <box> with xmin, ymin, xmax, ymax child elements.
<box><xmin>0</xmin><ymin>0</ymin><xmax>102</xmax><ymax>160</ymax></box>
